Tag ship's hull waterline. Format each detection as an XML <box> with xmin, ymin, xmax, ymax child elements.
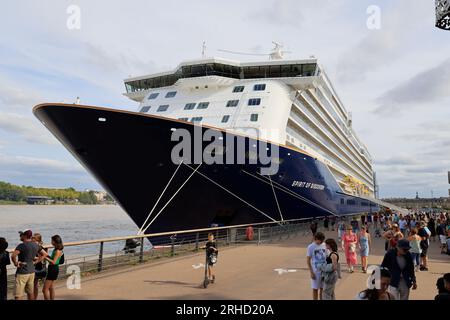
<box><xmin>33</xmin><ymin>104</ymin><xmax>379</xmax><ymax>234</ymax></box>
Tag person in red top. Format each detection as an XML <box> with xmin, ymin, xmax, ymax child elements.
<box><xmin>245</xmin><ymin>226</ymin><xmax>254</xmax><ymax>241</ymax></box>
<box><xmin>341</xmin><ymin>225</ymin><xmax>358</xmax><ymax>273</ymax></box>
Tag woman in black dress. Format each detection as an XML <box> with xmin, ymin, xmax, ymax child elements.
<box><xmin>0</xmin><ymin>237</ymin><xmax>11</xmax><ymax>301</ymax></box>
<box><xmin>43</xmin><ymin>235</ymin><xmax>64</xmax><ymax>300</ymax></box>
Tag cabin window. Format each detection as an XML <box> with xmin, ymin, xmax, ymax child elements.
<box><xmin>226</xmin><ymin>100</ymin><xmax>239</xmax><ymax>107</ymax></box>
<box><xmin>191</xmin><ymin>117</ymin><xmax>203</xmax><ymax>123</ymax></box>
<box><xmin>253</xmin><ymin>84</ymin><xmax>266</xmax><ymax>91</ymax></box>
<box><xmin>147</xmin><ymin>93</ymin><xmax>159</xmax><ymax>100</ymax></box>
<box><xmin>340</xmin><ymin>198</ymin><xmax>344</xmax><ymax>205</ymax></box>
<box><xmin>184</xmin><ymin>103</ymin><xmax>196</xmax><ymax>110</ymax></box>
<box><xmin>178</xmin><ymin>117</ymin><xmax>189</xmax><ymax>121</ymax></box>
<box><xmin>346</xmin><ymin>199</ymin><xmax>356</xmax><ymax>205</ymax></box>
<box><xmin>197</xmin><ymin>102</ymin><xmax>209</xmax><ymax>109</ymax></box>
<box><xmin>157</xmin><ymin>105</ymin><xmax>169</xmax><ymax>112</ymax></box>
<box><xmin>248</xmin><ymin>98</ymin><xmax>261</xmax><ymax>106</ymax></box>
<box><xmin>165</xmin><ymin>91</ymin><xmax>177</xmax><ymax>98</ymax></box>
<box><xmin>221</xmin><ymin>115</ymin><xmax>230</xmax><ymax>123</ymax></box>
<box><xmin>233</xmin><ymin>86</ymin><xmax>244</xmax><ymax>93</ymax></box>
<box><xmin>139</xmin><ymin>106</ymin><xmax>151</xmax><ymax>113</ymax></box>
<box><xmin>250</xmin><ymin>114</ymin><xmax>258</xmax><ymax>122</ymax></box>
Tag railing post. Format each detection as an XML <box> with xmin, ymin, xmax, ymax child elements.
<box><xmin>226</xmin><ymin>228</ymin><xmax>229</xmax><ymax>246</ymax></box>
<box><xmin>195</xmin><ymin>232</ymin><xmax>199</xmax><ymax>251</ymax></box>
<box><xmin>98</xmin><ymin>241</ymin><xmax>104</xmax><ymax>272</ymax></box>
<box><xmin>139</xmin><ymin>237</ymin><xmax>144</xmax><ymax>263</ymax></box>
<box><xmin>257</xmin><ymin>228</ymin><xmax>261</xmax><ymax>245</ymax></box>
<box><xmin>270</xmin><ymin>226</ymin><xmax>273</xmax><ymax>242</ymax></box>
<box><xmin>171</xmin><ymin>235</ymin><xmax>175</xmax><ymax>257</ymax></box>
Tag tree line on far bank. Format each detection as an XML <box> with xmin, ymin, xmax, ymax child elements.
<box><xmin>0</xmin><ymin>181</ymin><xmax>113</xmax><ymax>204</ymax></box>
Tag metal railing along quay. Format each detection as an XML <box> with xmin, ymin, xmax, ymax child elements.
<box><xmin>5</xmin><ymin>217</ymin><xmax>317</xmax><ymax>299</ymax></box>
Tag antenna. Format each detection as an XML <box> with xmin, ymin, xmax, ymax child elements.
<box><xmin>218</xmin><ymin>42</ymin><xmax>291</xmax><ymax>60</ymax></box>
<box><xmin>202</xmin><ymin>41</ymin><xmax>206</xmax><ymax>58</ymax></box>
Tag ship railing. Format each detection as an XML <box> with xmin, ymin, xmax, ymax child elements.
<box><xmin>5</xmin><ymin>216</ymin><xmax>324</xmax><ymax>298</ymax></box>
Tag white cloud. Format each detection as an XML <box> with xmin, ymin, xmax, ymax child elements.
<box><xmin>374</xmin><ymin>58</ymin><xmax>450</xmax><ymax>115</ymax></box>
<box><xmin>0</xmin><ymin>112</ymin><xmax>57</xmax><ymax>145</ymax></box>
<box><xmin>0</xmin><ymin>78</ymin><xmax>45</xmax><ymax>112</ymax></box>
<box><xmin>335</xmin><ymin>1</ymin><xmax>433</xmax><ymax>83</ymax></box>
<box><xmin>0</xmin><ymin>153</ymin><xmax>84</xmax><ymax>174</ymax></box>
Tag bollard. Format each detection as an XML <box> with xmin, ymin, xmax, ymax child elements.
<box><xmin>139</xmin><ymin>238</ymin><xmax>144</xmax><ymax>263</ymax></box>
<box><xmin>98</xmin><ymin>241</ymin><xmax>104</xmax><ymax>272</ymax></box>
<box><xmin>257</xmin><ymin>228</ymin><xmax>261</xmax><ymax>245</ymax></box>
<box><xmin>226</xmin><ymin>229</ymin><xmax>229</xmax><ymax>246</ymax></box>
<box><xmin>195</xmin><ymin>232</ymin><xmax>199</xmax><ymax>251</ymax></box>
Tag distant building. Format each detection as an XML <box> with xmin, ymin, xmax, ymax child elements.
<box><xmin>26</xmin><ymin>196</ymin><xmax>53</xmax><ymax>205</ymax></box>
<box><xmin>93</xmin><ymin>191</ymin><xmax>107</xmax><ymax>202</ymax></box>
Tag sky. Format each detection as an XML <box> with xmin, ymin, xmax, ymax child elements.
<box><xmin>0</xmin><ymin>0</ymin><xmax>449</xmax><ymax>198</ymax></box>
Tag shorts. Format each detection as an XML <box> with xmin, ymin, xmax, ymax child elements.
<box><xmin>15</xmin><ymin>273</ymin><xmax>35</xmax><ymax>298</ymax></box>
<box><xmin>440</xmin><ymin>235</ymin><xmax>447</xmax><ymax>245</ymax></box>
<box><xmin>311</xmin><ymin>270</ymin><xmax>324</xmax><ymax>290</ymax></box>
<box><xmin>46</xmin><ymin>265</ymin><xmax>60</xmax><ymax>281</ymax></box>
<box><xmin>420</xmin><ymin>247</ymin><xmax>428</xmax><ymax>257</ymax></box>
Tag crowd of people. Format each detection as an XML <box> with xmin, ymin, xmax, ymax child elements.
<box><xmin>307</xmin><ymin>210</ymin><xmax>450</xmax><ymax>300</ymax></box>
<box><xmin>0</xmin><ymin>229</ymin><xmax>64</xmax><ymax>300</ymax></box>
<box><xmin>1</xmin><ymin>210</ymin><xmax>448</xmax><ymax>301</ymax></box>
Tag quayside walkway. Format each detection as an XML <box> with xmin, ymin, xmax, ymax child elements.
<box><xmin>53</xmin><ymin>229</ymin><xmax>449</xmax><ymax>300</ymax></box>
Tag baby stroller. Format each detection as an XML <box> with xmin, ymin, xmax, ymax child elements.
<box><xmin>374</xmin><ymin>228</ymin><xmax>382</xmax><ymax>238</ymax></box>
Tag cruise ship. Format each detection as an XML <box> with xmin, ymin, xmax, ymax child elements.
<box><xmin>33</xmin><ymin>50</ymin><xmax>381</xmax><ymax>235</ymax></box>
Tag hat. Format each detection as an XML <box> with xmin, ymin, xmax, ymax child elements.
<box><xmin>392</xmin><ymin>223</ymin><xmax>399</xmax><ymax>228</ymax></box>
<box><xmin>18</xmin><ymin>229</ymin><xmax>32</xmax><ymax>238</ymax></box>
<box><xmin>397</xmin><ymin>239</ymin><xmax>411</xmax><ymax>250</ymax></box>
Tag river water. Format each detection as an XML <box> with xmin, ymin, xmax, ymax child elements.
<box><xmin>0</xmin><ymin>205</ymin><xmax>141</xmax><ymax>258</ymax></box>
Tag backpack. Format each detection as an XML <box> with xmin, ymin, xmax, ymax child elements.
<box><xmin>59</xmin><ymin>252</ymin><xmax>65</xmax><ymax>265</ymax></box>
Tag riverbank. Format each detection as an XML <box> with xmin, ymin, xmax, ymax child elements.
<box><xmin>0</xmin><ymin>201</ymin><xmax>116</xmax><ymax>205</ymax></box>
<box><xmin>0</xmin><ymin>200</ymin><xmax>26</xmax><ymax>205</ymax></box>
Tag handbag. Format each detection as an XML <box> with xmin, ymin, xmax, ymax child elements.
<box><xmin>209</xmin><ymin>253</ymin><xmax>217</xmax><ymax>264</ymax></box>
<box><xmin>323</xmin><ymin>270</ymin><xmax>337</xmax><ymax>284</ymax></box>
<box><xmin>349</xmin><ymin>243</ymin><xmax>356</xmax><ymax>253</ymax></box>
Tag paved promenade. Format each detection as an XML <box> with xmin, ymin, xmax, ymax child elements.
<box><xmin>54</xmin><ymin>228</ymin><xmax>449</xmax><ymax>300</ymax></box>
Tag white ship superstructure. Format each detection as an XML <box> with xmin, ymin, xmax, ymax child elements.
<box><xmin>123</xmin><ymin>57</ymin><xmax>375</xmax><ymax>197</ymax></box>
